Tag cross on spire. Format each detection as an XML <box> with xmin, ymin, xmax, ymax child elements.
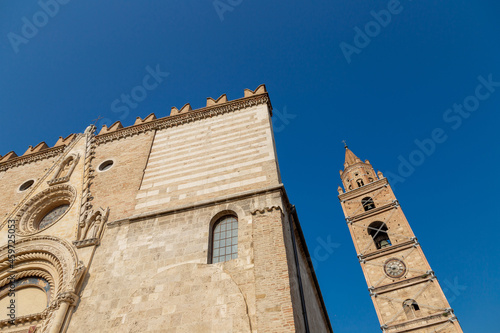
<box><xmin>342</xmin><ymin>140</ymin><xmax>348</xmax><ymax>148</ymax></box>
<box><xmin>92</xmin><ymin>115</ymin><xmax>104</xmax><ymax>126</ymax></box>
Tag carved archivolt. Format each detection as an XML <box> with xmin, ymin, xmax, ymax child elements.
<box><xmin>0</xmin><ymin>236</ymin><xmax>84</xmax><ymax>330</ymax></box>
<box><xmin>47</xmin><ymin>153</ymin><xmax>80</xmax><ymax>186</ymax></box>
<box><xmin>14</xmin><ymin>185</ymin><xmax>77</xmax><ymax>236</ymax></box>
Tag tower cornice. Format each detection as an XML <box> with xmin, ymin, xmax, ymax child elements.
<box><xmin>339</xmin><ymin>178</ymin><xmax>388</xmax><ymax>201</ymax></box>
<box><xmin>373</xmin><ymin>274</ymin><xmax>431</xmax><ymax>295</ymax></box>
<box><xmin>359</xmin><ymin>240</ymin><xmax>416</xmax><ymax>261</ymax></box>
<box><xmin>347</xmin><ymin>201</ymin><xmax>398</xmax><ymax>223</ymax></box>
<box><xmin>385</xmin><ymin>313</ymin><xmax>453</xmax><ymax>333</ymax></box>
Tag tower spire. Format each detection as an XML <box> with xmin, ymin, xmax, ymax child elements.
<box><xmin>344</xmin><ymin>146</ymin><xmax>362</xmax><ymax>168</ymax></box>
<box><xmin>339</xmin><ymin>145</ymin><xmax>377</xmax><ymax>191</ymax></box>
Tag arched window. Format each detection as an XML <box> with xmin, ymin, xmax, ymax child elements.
<box><xmin>361</xmin><ymin>197</ymin><xmax>375</xmax><ymax>211</ymax></box>
<box><xmin>210</xmin><ymin>215</ymin><xmax>238</xmax><ymax>263</ymax></box>
<box><xmin>357</xmin><ymin>179</ymin><xmax>364</xmax><ymax>187</ymax></box>
<box><xmin>403</xmin><ymin>299</ymin><xmax>420</xmax><ymax>319</ymax></box>
<box><xmin>367</xmin><ymin>221</ymin><xmax>392</xmax><ymax>249</ymax></box>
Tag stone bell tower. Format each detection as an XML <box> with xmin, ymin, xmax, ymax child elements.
<box><xmin>337</xmin><ymin>144</ymin><xmax>463</xmax><ymax>333</ymax></box>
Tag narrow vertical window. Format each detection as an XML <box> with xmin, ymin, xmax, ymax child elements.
<box><xmin>357</xmin><ymin>179</ymin><xmax>364</xmax><ymax>187</ymax></box>
<box><xmin>211</xmin><ymin>216</ymin><xmax>238</xmax><ymax>263</ymax></box>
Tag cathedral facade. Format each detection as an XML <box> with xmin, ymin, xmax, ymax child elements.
<box><xmin>0</xmin><ymin>85</ymin><xmax>332</xmax><ymax>332</ymax></box>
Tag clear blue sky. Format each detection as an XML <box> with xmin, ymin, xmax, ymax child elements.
<box><xmin>1</xmin><ymin>1</ymin><xmax>499</xmax><ymax>331</ymax></box>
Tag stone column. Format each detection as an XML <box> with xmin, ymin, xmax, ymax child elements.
<box><xmin>49</xmin><ymin>292</ymin><xmax>78</xmax><ymax>333</ymax></box>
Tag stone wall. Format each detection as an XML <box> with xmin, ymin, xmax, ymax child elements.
<box><xmin>68</xmin><ymin>193</ymin><xmax>316</xmax><ymax>332</ymax></box>
<box><xmin>0</xmin><ymin>89</ymin><xmax>332</xmax><ymax>332</ymax></box>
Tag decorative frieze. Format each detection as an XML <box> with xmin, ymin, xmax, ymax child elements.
<box><xmin>96</xmin><ymin>93</ymin><xmax>272</xmax><ymax>144</ymax></box>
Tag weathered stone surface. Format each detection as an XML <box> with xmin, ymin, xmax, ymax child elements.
<box><xmin>0</xmin><ymin>89</ymin><xmax>332</xmax><ymax>332</ymax></box>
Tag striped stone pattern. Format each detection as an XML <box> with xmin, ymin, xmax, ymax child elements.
<box><xmin>134</xmin><ymin>104</ymin><xmax>279</xmax><ymax>211</ymax></box>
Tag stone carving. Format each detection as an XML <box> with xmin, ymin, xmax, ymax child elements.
<box><xmin>68</xmin><ymin>261</ymin><xmax>85</xmax><ymax>293</ymax></box>
<box><xmin>47</xmin><ymin>153</ymin><xmax>80</xmax><ymax>186</ymax></box>
<box><xmin>74</xmin><ymin>207</ymin><xmax>109</xmax><ymax>248</ymax></box>
<box><xmin>75</xmin><ymin>125</ymin><xmax>110</xmax><ymax>248</ymax></box>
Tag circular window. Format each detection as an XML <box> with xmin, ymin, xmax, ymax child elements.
<box><xmin>19</xmin><ymin>180</ymin><xmax>34</xmax><ymax>192</ymax></box>
<box><xmin>15</xmin><ymin>184</ymin><xmax>76</xmax><ymax>236</ymax></box>
<box><xmin>37</xmin><ymin>204</ymin><xmax>70</xmax><ymax>230</ymax></box>
<box><xmin>98</xmin><ymin>160</ymin><xmax>114</xmax><ymax>171</ymax></box>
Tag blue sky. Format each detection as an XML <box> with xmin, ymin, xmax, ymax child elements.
<box><xmin>1</xmin><ymin>1</ymin><xmax>499</xmax><ymax>331</ymax></box>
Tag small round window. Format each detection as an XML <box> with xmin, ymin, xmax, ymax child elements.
<box><xmin>98</xmin><ymin>160</ymin><xmax>114</xmax><ymax>171</ymax></box>
<box><xmin>37</xmin><ymin>204</ymin><xmax>70</xmax><ymax>230</ymax></box>
<box><xmin>19</xmin><ymin>180</ymin><xmax>34</xmax><ymax>192</ymax></box>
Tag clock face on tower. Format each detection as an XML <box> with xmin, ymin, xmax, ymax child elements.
<box><xmin>384</xmin><ymin>258</ymin><xmax>406</xmax><ymax>278</ymax></box>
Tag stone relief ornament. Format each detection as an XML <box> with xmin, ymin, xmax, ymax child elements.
<box><xmin>47</xmin><ymin>153</ymin><xmax>80</xmax><ymax>186</ymax></box>
<box><xmin>74</xmin><ymin>207</ymin><xmax>110</xmax><ymax>248</ymax></box>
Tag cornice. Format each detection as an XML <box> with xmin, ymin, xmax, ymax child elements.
<box><xmin>348</xmin><ymin>202</ymin><xmax>399</xmax><ymax>222</ymax></box>
<box><xmin>338</xmin><ymin>178</ymin><xmax>388</xmax><ymax>201</ymax></box>
<box><xmin>251</xmin><ymin>206</ymin><xmax>283</xmax><ymax>215</ymax></box>
<box><xmin>107</xmin><ymin>184</ymin><xmax>284</xmax><ymax>227</ymax></box>
<box><xmin>386</xmin><ymin>313</ymin><xmax>453</xmax><ymax>333</ymax></box>
<box><xmin>96</xmin><ymin>93</ymin><xmax>272</xmax><ymax>144</ymax></box>
<box><xmin>0</xmin><ymin>146</ymin><xmax>65</xmax><ymax>172</ymax></box>
<box><xmin>373</xmin><ymin>274</ymin><xmax>432</xmax><ymax>294</ymax></box>
<box><xmin>340</xmin><ymin>161</ymin><xmax>369</xmax><ymax>180</ymax></box>
<box><xmin>73</xmin><ymin>237</ymin><xmax>100</xmax><ymax>248</ymax></box>
<box><xmin>360</xmin><ymin>240</ymin><xmax>416</xmax><ymax>261</ymax></box>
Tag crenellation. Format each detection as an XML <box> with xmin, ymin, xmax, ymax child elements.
<box><xmin>0</xmin><ymin>151</ymin><xmax>17</xmax><ymax>162</ymax></box>
<box><xmin>22</xmin><ymin>142</ymin><xmax>49</xmax><ymax>156</ymax></box>
<box><xmin>98</xmin><ymin>120</ymin><xmax>124</xmax><ymax>135</ymax></box>
<box><xmin>170</xmin><ymin>103</ymin><xmax>193</xmax><ymax>116</ymax></box>
<box><xmin>206</xmin><ymin>94</ymin><xmax>228</xmax><ymax>107</ymax></box>
<box><xmin>134</xmin><ymin>113</ymin><xmax>157</xmax><ymax>125</ymax></box>
<box><xmin>0</xmin><ymin>86</ymin><xmax>332</xmax><ymax>332</ymax></box>
<box><xmin>243</xmin><ymin>84</ymin><xmax>267</xmax><ymax>97</ymax></box>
